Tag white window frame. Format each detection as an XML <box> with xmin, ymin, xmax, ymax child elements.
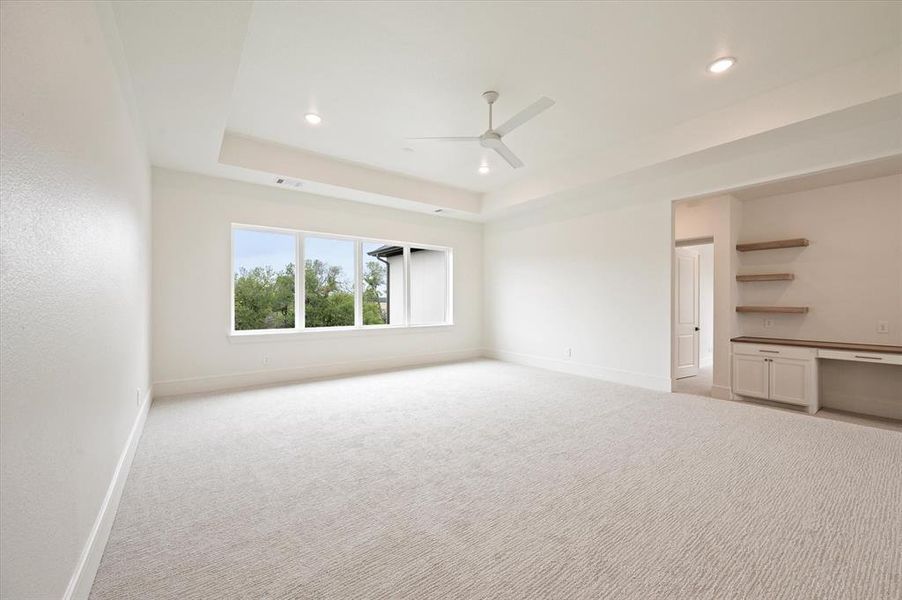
<box><xmin>229</xmin><ymin>223</ymin><xmax>453</xmax><ymax>337</ymax></box>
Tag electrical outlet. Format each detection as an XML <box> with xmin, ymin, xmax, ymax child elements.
<box><xmin>262</xmin><ymin>356</ymin><xmax>271</xmax><ymax>366</ymax></box>
<box><xmin>877</xmin><ymin>320</ymin><xmax>889</xmax><ymax>334</ymax></box>
<box><xmin>564</xmin><ymin>347</ymin><xmax>572</xmax><ymax>359</ymax></box>
<box><xmin>763</xmin><ymin>318</ymin><xmax>774</xmax><ymax>329</ymax></box>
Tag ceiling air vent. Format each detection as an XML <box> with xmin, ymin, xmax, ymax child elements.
<box><xmin>275</xmin><ymin>176</ymin><xmax>304</xmax><ymax>190</ymax></box>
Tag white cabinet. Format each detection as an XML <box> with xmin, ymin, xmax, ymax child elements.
<box><xmin>769</xmin><ymin>358</ymin><xmax>810</xmax><ymax>405</ymax></box>
<box><xmin>732</xmin><ymin>354</ymin><xmax>769</xmax><ymax>398</ymax></box>
<box><xmin>731</xmin><ymin>343</ymin><xmax>818</xmax><ymax>414</ymax></box>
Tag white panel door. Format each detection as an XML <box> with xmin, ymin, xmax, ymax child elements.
<box><xmin>769</xmin><ymin>358</ymin><xmax>809</xmax><ymax>406</ymax></box>
<box><xmin>674</xmin><ymin>248</ymin><xmax>700</xmax><ymax>379</ymax></box>
<box><xmin>732</xmin><ymin>354</ymin><xmax>769</xmax><ymax>399</ymax></box>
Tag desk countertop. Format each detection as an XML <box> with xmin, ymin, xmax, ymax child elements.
<box><xmin>731</xmin><ymin>336</ymin><xmax>902</xmax><ymax>355</ymax></box>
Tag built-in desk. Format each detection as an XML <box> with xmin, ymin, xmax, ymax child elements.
<box><xmin>730</xmin><ymin>336</ymin><xmax>902</xmax><ymax>416</ymax></box>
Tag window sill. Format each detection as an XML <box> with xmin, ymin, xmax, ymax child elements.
<box><xmin>228</xmin><ymin>323</ymin><xmax>455</xmax><ymax>343</ymax></box>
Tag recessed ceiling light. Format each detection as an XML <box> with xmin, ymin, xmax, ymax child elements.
<box><xmin>478</xmin><ymin>165</ymin><xmax>490</xmax><ymax>175</ymax></box>
<box><xmin>304</xmin><ymin>113</ymin><xmax>322</xmax><ymax>125</ymax></box>
<box><xmin>707</xmin><ymin>56</ymin><xmax>736</xmax><ymax>74</ymax></box>
<box><xmin>402</xmin><ymin>147</ymin><xmax>414</xmax><ymax>152</ymax></box>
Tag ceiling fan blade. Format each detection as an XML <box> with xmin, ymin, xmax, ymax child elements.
<box><xmin>494</xmin><ymin>97</ymin><xmax>555</xmax><ymax>136</ymax></box>
<box><xmin>406</xmin><ymin>136</ymin><xmax>481</xmax><ymax>142</ymax></box>
<box><xmin>485</xmin><ymin>138</ymin><xmax>524</xmax><ymax>169</ymax></box>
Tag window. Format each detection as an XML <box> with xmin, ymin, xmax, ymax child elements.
<box><xmin>232</xmin><ymin>229</ymin><xmax>296</xmax><ymax>330</ymax></box>
<box><xmin>408</xmin><ymin>247</ymin><xmax>449</xmax><ymax>325</ymax></box>
<box><xmin>361</xmin><ymin>242</ymin><xmax>405</xmax><ymax>326</ymax></box>
<box><xmin>231</xmin><ymin>225</ymin><xmax>451</xmax><ymax>333</ymax></box>
<box><xmin>304</xmin><ymin>236</ymin><xmax>355</xmax><ymax>328</ymax></box>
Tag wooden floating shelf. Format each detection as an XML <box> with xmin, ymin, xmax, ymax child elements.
<box><xmin>736</xmin><ymin>238</ymin><xmax>809</xmax><ymax>252</ymax></box>
<box><xmin>736</xmin><ymin>306</ymin><xmax>809</xmax><ymax>314</ymax></box>
<box><xmin>736</xmin><ymin>273</ymin><xmax>794</xmax><ymax>282</ymax></box>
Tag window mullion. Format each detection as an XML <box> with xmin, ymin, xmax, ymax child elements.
<box><xmin>445</xmin><ymin>249</ymin><xmax>453</xmax><ymax>324</ymax></box>
<box><xmin>297</xmin><ymin>233</ymin><xmax>305</xmax><ymax>330</ymax></box>
<box><xmin>403</xmin><ymin>246</ymin><xmax>411</xmax><ymax>327</ymax></box>
<box><xmin>354</xmin><ymin>240</ymin><xmax>363</xmax><ymax>328</ymax></box>
<box><xmin>230</xmin><ymin>227</ymin><xmax>236</xmax><ymax>333</ymax></box>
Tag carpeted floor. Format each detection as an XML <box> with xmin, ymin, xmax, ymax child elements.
<box><xmin>91</xmin><ymin>360</ymin><xmax>902</xmax><ymax>599</ymax></box>
<box><xmin>671</xmin><ymin>364</ymin><xmax>713</xmax><ymax>397</ymax></box>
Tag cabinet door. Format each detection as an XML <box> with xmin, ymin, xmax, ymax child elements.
<box><xmin>768</xmin><ymin>358</ymin><xmax>810</xmax><ymax>406</ymax></box>
<box><xmin>732</xmin><ymin>354</ymin><xmax>769</xmax><ymax>399</ymax></box>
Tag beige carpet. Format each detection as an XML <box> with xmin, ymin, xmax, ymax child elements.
<box><xmin>672</xmin><ymin>364</ymin><xmax>713</xmax><ymax>397</ymax></box>
<box><xmin>91</xmin><ymin>360</ymin><xmax>902</xmax><ymax>599</ymax></box>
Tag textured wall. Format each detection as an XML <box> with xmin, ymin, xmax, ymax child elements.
<box><xmin>0</xmin><ymin>2</ymin><xmax>151</xmax><ymax>598</ymax></box>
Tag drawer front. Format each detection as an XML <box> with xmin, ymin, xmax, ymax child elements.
<box><xmin>817</xmin><ymin>349</ymin><xmax>902</xmax><ymax>366</ymax></box>
<box><xmin>732</xmin><ymin>343</ymin><xmax>817</xmax><ymax>361</ymax></box>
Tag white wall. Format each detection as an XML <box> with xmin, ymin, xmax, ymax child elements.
<box><xmin>484</xmin><ymin>196</ymin><xmax>673</xmax><ymax>391</ymax></box>
<box><xmin>0</xmin><ymin>2</ymin><xmax>151</xmax><ymax>598</ymax></box>
<box><xmin>738</xmin><ymin>174</ymin><xmax>902</xmax><ymax>345</ymax></box>
<box><xmin>673</xmin><ymin>195</ymin><xmax>742</xmax><ymax>397</ymax></box>
<box><xmin>152</xmin><ymin>168</ymin><xmax>482</xmax><ymax>395</ymax></box>
<box><xmin>682</xmin><ymin>243</ymin><xmax>714</xmax><ymax>367</ymax></box>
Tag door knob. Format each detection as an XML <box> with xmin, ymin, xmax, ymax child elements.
<box><xmin>694</xmin><ymin>327</ymin><xmax>700</xmax><ymax>331</ymax></box>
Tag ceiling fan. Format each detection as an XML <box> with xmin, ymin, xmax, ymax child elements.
<box><xmin>408</xmin><ymin>91</ymin><xmax>555</xmax><ymax>169</ymax></box>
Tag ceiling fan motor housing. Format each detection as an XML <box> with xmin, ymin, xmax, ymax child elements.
<box><xmin>482</xmin><ymin>90</ymin><xmax>500</xmax><ymax>104</ymax></box>
<box><xmin>480</xmin><ymin>131</ymin><xmax>501</xmax><ymax>147</ymax></box>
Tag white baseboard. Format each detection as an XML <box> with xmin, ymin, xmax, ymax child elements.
<box><xmin>64</xmin><ymin>387</ymin><xmax>153</xmax><ymax>600</ymax></box>
<box><xmin>153</xmin><ymin>348</ymin><xmax>484</xmax><ymax>397</ymax></box>
<box><xmin>486</xmin><ymin>348</ymin><xmax>672</xmax><ymax>392</ymax></box>
<box><xmin>711</xmin><ymin>384</ymin><xmax>732</xmax><ymax>400</ymax></box>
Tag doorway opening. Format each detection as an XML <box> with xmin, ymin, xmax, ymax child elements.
<box><xmin>673</xmin><ymin>238</ymin><xmax>714</xmax><ymax>397</ymax></box>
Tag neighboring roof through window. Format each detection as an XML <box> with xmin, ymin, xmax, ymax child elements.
<box><xmin>366</xmin><ymin>246</ymin><xmax>428</xmax><ymax>258</ymax></box>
